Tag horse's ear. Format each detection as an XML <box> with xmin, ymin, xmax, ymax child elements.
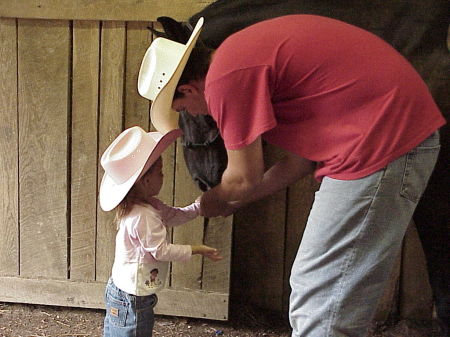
<box><xmin>155</xmin><ymin>16</ymin><xmax>191</xmax><ymax>43</ymax></box>
<box><xmin>147</xmin><ymin>24</ymin><xmax>166</xmax><ymax>39</ymax></box>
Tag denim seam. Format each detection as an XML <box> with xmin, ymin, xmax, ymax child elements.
<box><xmin>325</xmin><ymin>170</ymin><xmax>386</xmax><ymax>337</ymax></box>
<box><xmin>400</xmin><ymin>144</ymin><xmax>440</xmax><ymax>203</ymax></box>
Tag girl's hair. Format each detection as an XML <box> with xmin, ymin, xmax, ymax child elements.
<box><xmin>114</xmin><ymin>194</ymin><xmax>141</xmax><ymax>229</ymax></box>
<box><xmin>113</xmin><ymin>159</ymin><xmax>160</xmax><ymax>228</ymax></box>
<box><xmin>173</xmin><ymin>46</ymin><xmax>214</xmax><ymax>100</ymax></box>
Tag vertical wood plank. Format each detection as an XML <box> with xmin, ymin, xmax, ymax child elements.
<box><xmin>18</xmin><ymin>19</ymin><xmax>70</xmax><ymax>278</ymax></box>
<box><xmin>171</xmin><ymin>141</ymin><xmax>204</xmax><ymax>289</ymax></box>
<box><xmin>399</xmin><ymin>221</ymin><xmax>433</xmax><ymax>320</ymax></box>
<box><xmin>70</xmin><ymin>20</ymin><xmax>100</xmax><ymax>281</ymax></box>
<box><xmin>124</xmin><ymin>21</ymin><xmax>151</xmax><ymax>129</ymax></box>
<box><xmin>232</xmin><ymin>143</ymin><xmax>287</xmax><ymax>310</ymax></box>
<box><xmin>157</xmin><ymin>140</ymin><xmax>177</xmax><ymax>206</ymax></box>
<box><xmin>202</xmin><ymin>216</ymin><xmax>232</xmax><ymax>294</ymax></box>
<box><xmin>158</xmin><ymin>141</ymin><xmax>177</xmax><ymax>291</ymax></box>
<box><xmin>282</xmin><ymin>175</ymin><xmax>319</xmax><ymax>311</ymax></box>
<box><xmin>0</xmin><ymin>18</ymin><xmax>19</xmax><ymax>276</ymax></box>
<box><xmin>96</xmin><ymin>20</ymin><xmax>126</xmax><ymax>282</ymax></box>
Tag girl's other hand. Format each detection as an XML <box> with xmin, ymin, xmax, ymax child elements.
<box><xmin>191</xmin><ymin>245</ymin><xmax>223</xmax><ymax>261</ymax></box>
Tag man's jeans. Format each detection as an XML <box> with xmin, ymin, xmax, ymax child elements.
<box><xmin>290</xmin><ymin>131</ymin><xmax>440</xmax><ymax>337</ymax></box>
<box><xmin>103</xmin><ymin>278</ymin><xmax>157</xmax><ymax>337</ymax></box>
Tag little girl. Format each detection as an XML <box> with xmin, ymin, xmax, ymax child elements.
<box><xmin>99</xmin><ymin>126</ymin><xmax>222</xmax><ymax>337</ymax></box>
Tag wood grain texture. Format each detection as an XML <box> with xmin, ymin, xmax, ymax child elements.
<box><xmin>124</xmin><ymin>21</ymin><xmax>151</xmax><ymax>129</ymax></box>
<box><xmin>156</xmin><ymin>287</ymin><xmax>228</xmax><ymax>320</ymax></box>
<box><xmin>18</xmin><ymin>19</ymin><xmax>70</xmax><ymax>279</ymax></box>
<box><xmin>202</xmin><ymin>216</ymin><xmax>232</xmax><ymax>293</ymax></box>
<box><xmin>171</xmin><ymin>141</ymin><xmax>204</xmax><ymax>290</ymax></box>
<box><xmin>0</xmin><ymin>276</ymin><xmax>228</xmax><ymax>320</ymax></box>
<box><xmin>70</xmin><ymin>20</ymin><xmax>100</xmax><ymax>281</ymax></box>
<box><xmin>0</xmin><ymin>18</ymin><xmax>19</xmax><ymax>276</ymax></box>
<box><xmin>95</xmin><ymin>20</ymin><xmax>126</xmax><ymax>282</ymax></box>
<box><xmin>0</xmin><ymin>0</ymin><xmax>214</xmax><ymax>21</ymax></box>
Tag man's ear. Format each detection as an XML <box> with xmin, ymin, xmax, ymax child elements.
<box><xmin>177</xmin><ymin>83</ymin><xmax>201</xmax><ymax>95</ymax></box>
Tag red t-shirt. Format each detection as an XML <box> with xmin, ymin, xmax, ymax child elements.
<box><xmin>205</xmin><ymin>15</ymin><xmax>445</xmax><ymax>181</ymax></box>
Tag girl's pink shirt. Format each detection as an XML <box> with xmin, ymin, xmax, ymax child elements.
<box><xmin>111</xmin><ymin>198</ymin><xmax>199</xmax><ymax>295</ymax></box>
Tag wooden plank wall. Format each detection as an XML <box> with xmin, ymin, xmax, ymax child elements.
<box><xmin>0</xmin><ymin>15</ymin><xmax>230</xmax><ymax>321</ymax></box>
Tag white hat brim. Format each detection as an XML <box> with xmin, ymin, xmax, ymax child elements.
<box><xmin>149</xmin><ymin>18</ymin><xmax>204</xmax><ymax>134</ymax></box>
<box><xmin>99</xmin><ymin>167</ymin><xmax>142</xmax><ymax>212</ymax></box>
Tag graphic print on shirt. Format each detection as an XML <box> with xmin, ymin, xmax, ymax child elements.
<box><xmin>145</xmin><ymin>268</ymin><xmax>162</xmax><ymax>288</ymax></box>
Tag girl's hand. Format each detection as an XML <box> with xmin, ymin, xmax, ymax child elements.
<box><xmin>191</xmin><ymin>245</ymin><xmax>223</xmax><ymax>261</ymax></box>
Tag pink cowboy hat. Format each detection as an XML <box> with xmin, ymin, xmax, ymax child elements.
<box><xmin>99</xmin><ymin>126</ymin><xmax>182</xmax><ymax>211</ymax></box>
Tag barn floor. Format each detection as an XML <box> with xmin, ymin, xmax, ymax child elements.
<box><xmin>0</xmin><ymin>301</ymin><xmax>445</xmax><ymax>337</ymax></box>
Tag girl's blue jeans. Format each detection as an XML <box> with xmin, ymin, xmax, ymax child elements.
<box><xmin>103</xmin><ymin>278</ymin><xmax>158</xmax><ymax>337</ymax></box>
<box><xmin>289</xmin><ymin>131</ymin><xmax>440</xmax><ymax>337</ymax></box>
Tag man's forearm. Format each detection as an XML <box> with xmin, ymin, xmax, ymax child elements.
<box><xmin>234</xmin><ymin>154</ymin><xmax>315</xmax><ymax>206</ymax></box>
<box><xmin>208</xmin><ymin>169</ymin><xmax>260</xmax><ymax>202</ymax></box>
<box><xmin>199</xmin><ymin>141</ymin><xmax>314</xmax><ymax>217</ymax></box>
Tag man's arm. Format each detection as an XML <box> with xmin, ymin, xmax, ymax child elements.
<box><xmin>199</xmin><ymin>136</ymin><xmax>315</xmax><ymax>217</ymax></box>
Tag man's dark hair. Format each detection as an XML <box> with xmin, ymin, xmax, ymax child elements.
<box><xmin>173</xmin><ymin>46</ymin><xmax>214</xmax><ymax>99</ymax></box>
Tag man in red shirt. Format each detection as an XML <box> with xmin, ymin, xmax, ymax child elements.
<box><xmin>139</xmin><ymin>15</ymin><xmax>445</xmax><ymax>337</ymax></box>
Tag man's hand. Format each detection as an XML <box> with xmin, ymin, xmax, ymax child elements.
<box><xmin>221</xmin><ymin>200</ymin><xmax>241</xmax><ymax>217</ymax></box>
<box><xmin>199</xmin><ymin>191</ymin><xmax>230</xmax><ymax>217</ymax></box>
<box><xmin>191</xmin><ymin>245</ymin><xmax>223</xmax><ymax>261</ymax></box>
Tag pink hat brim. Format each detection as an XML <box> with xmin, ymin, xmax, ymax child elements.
<box><xmin>99</xmin><ymin>128</ymin><xmax>182</xmax><ymax>211</ymax></box>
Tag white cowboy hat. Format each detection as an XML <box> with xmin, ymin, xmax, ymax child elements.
<box><xmin>99</xmin><ymin>126</ymin><xmax>182</xmax><ymax>211</ymax></box>
<box><xmin>137</xmin><ymin>17</ymin><xmax>204</xmax><ymax>134</ymax></box>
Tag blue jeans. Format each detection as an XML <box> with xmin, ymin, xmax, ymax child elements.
<box><xmin>289</xmin><ymin>131</ymin><xmax>440</xmax><ymax>337</ymax></box>
<box><xmin>103</xmin><ymin>278</ymin><xmax>158</xmax><ymax>337</ymax></box>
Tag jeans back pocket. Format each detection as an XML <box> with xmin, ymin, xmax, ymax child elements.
<box><xmin>400</xmin><ymin>133</ymin><xmax>440</xmax><ymax>203</ymax></box>
<box><xmin>106</xmin><ymin>289</ymin><xmax>129</xmax><ymax>327</ymax></box>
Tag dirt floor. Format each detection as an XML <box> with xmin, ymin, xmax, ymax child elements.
<box><xmin>0</xmin><ymin>301</ymin><xmax>445</xmax><ymax>337</ymax></box>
